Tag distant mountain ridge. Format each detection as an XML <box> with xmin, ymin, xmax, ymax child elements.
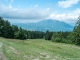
<box><xmin>13</xmin><ymin>19</ymin><xmax>74</xmax><ymax>32</ymax></box>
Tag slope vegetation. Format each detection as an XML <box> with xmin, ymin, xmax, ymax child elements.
<box><xmin>0</xmin><ymin>37</ymin><xmax>80</xmax><ymax>60</ymax></box>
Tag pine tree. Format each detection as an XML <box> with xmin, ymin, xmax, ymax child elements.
<box><xmin>0</xmin><ymin>17</ymin><xmax>4</xmax><ymax>36</ymax></box>
<box><xmin>12</xmin><ymin>25</ymin><xmax>19</xmax><ymax>38</ymax></box>
<box><xmin>2</xmin><ymin>20</ymin><xmax>14</xmax><ymax>38</ymax></box>
<box><xmin>45</xmin><ymin>30</ymin><xmax>52</xmax><ymax>40</ymax></box>
<box><xmin>74</xmin><ymin>15</ymin><xmax>80</xmax><ymax>45</ymax></box>
<box><xmin>15</xmin><ymin>27</ymin><xmax>27</xmax><ymax>40</ymax></box>
<box><xmin>45</xmin><ymin>30</ymin><xmax>49</xmax><ymax>40</ymax></box>
<box><xmin>68</xmin><ymin>15</ymin><xmax>80</xmax><ymax>45</ymax></box>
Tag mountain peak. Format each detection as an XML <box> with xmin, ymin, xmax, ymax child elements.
<box><xmin>13</xmin><ymin>19</ymin><xmax>74</xmax><ymax>32</ymax></box>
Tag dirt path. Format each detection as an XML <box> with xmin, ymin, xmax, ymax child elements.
<box><xmin>0</xmin><ymin>43</ymin><xmax>8</xmax><ymax>60</ymax></box>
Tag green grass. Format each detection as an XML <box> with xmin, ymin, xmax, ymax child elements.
<box><xmin>0</xmin><ymin>37</ymin><xmax>80</xmax><ymax>60</ymax></box>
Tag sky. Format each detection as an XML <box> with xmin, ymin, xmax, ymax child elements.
<box><xmin>0</xmin><ymin>0</ymin><xmax>80</xmax><ymax>25</ymax></box>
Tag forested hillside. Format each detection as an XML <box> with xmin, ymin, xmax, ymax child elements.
<box><xmin>0</xmin><ymin>16</ymin><xmax>80</xmax><ymax>45</ymax></box>
<box><xmin>45</xmin><ymin>16</ymin><xmax>80</xmax><ymax>45</ymax></box>
<box><xmin>0</xmin><ymin>17</ymin><xmax>45</xmax><ymax>40</ymax></box>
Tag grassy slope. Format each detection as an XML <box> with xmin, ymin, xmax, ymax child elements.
<box><xmin>0</xmin><ymin>37</ymin><xmax>80</xmax><ymax>60</ymax></box>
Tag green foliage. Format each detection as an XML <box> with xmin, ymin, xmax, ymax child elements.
<box><xmin>0</xmin><ymin>17</ymin><xmax>26</xmax><ymax>39</ymax></box>
<box><xmin>52</xmin><ymin>37</ymin><xmax>61</xmax><ymax>42</ymax></box>
<box><xmin>45</xmin><ymin>30</ymin><xmax>49</xmax><ymax>40</ymax></box>
<box><xmin>2</xmin><ymin>20</ymin><xmax>14</xmax><ymax>38</ymax></box>
<box><xmin>12</xmin><ymin>25</ymin><xmax>19</xmax><ymax>38</ymax></box>
<box><xmin>0</xmin><ymin>17</ymin><xmax>45</xmax><ymax>40</ymax></box>
<box><xmin>1</xmin><ymin>37</ymin><xmax>80</xmax><ymax>60</ymax></box>
<box><xmin>45</xmin><ymin>30</ymin><xmax>52</xmax><ymax>40</ymax></box>
<box><xmin>26</xmin><ymin>30</ymin><xmax>45</xmax><ymax>39</ymax></box>
<box><xmin>0</xmin><ymin>17</ymin><xmax>4</xmax><ymax>36</ymax></box>
<box><xmin>51</xmin><ymin>31</ymin><xmax>71</xmax><ymax>43</ymax></box>
<box><xmin>15</xmin><ymin>28</ymin><xmax>27</xmax><ymax>40</ymax></box>
<box><xmin>67</xmin><ymin>15</ymin><xmax>80</xmax><ymax>45</ymax></box>
<box><xmin>51</xmin><ymin>32</ymin><xmax>62</xmax><ymax>42</ymax></box>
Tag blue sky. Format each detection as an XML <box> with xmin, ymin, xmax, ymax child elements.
<box><xmin>0</xmin><ymin>0</ymin><xmax>80</xmax><ymax>25</ymax></box>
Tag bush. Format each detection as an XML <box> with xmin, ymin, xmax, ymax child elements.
<box><xmin>61</xmin><ymin>38</ymin><xmax>67</xmax><ymax>43</ymax></box>
<box><xmin>52</xmin><ymin>37</ymin><xmax>61</xmax><ymax>42</ymax></box>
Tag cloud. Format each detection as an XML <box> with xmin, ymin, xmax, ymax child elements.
<box><xmin>11</xmin><ymin>0</ymin><xmax>13</xmax><ymax>3</ymax></box>
<box><xmin>9</xmin><ymin>4</ymin><xmax>12</xmax><ymax>9</ymax></box>
<box><xmin>34</xmin><ymin>5</ymin><xmax>38</xmax><ymax>8</ymax></box>
<box><xmin>58</xmin><ymin>0</ymin><xmax>80</xmax><ymax>8</ymax></box>
<box><xmin>0</xmin><ymin>2</ymin><xmax>80</xmax><ymax>25</ymax></box>
<box><xmin>48</xmin><ymin>8</ymin><xmax>80</xmax><ymax>23</ymax></box>
<box><xmin>5</xmin><ymin>0</ymin><xmax>8</xmax><ymax>2</ymax></box>
<box><xmin>0</xmin><ymin>4</ymin><xmax>51</xmax><ymax>19</ymax></box>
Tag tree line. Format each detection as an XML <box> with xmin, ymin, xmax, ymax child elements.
<box><xmin>0</xmin><ymin>17</ymin><xmax>45</xmax><ymax>40</ymax></box>
<box><xmin>45</xmin><ymin>15</ymin><xmax>80</xmax><ymax>45</ymax></box>
<box><xmin>0</xmin><ymin>15</ymin><xmax>80</xmax><ymax>45</ymax></box>
<box><xmin>45</xmin><ymin>30</ymin><xmax>71</xmax><ymax>43</ymax></box>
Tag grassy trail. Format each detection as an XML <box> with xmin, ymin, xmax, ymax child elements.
<box><xmin>0</xmin><ymin>42</ymin><xmax>8</xmax><ymax>60</ymax></box>
<box><xmin>0</xmin><ymin>37</ymin><xmax>80</xmax><ymax>60</ymax></box>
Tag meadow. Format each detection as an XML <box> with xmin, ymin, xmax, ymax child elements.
<box><xmin>0</xmin><ymin>37</ymin><xmax>80</xmax><ymax>60</ymax></box>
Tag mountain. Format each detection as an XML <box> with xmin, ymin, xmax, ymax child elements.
<box><xmin>13</xmin><ymin>19</ymin><xmax>74</xmax><ymax>32</ymax></box>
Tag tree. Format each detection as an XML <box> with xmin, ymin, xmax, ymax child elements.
<box><xmin>0</xmin><ymin>16</ymin><xmax>45</xmax><ymax>40</ymax></box>
<box><xmin>15</xmin><ymin>27</ymin><xmax>27</xmax><ymax>40</ymax></box>
<box><xmin>45</xmin><ymin>30</ymin><xmax>52</xmax><ymax>40</ymax></box>
<box><xmin>2</xmin><ymin>20</ymin><xmax>14</xmax><ymax>38</ymax></box>
<box><xmin>68</xmin><ymin>15</ymin><xmax>80</xmax><ymax>45</ymax></box>
<box><xmin>74</xmin><ymin>15</ymin><xmax>80</xmax><ymax>45</ymax></box>
<box><xmin>0</xmin><ymin>17</ymin><xmax>4</xmax><ymax>36</ymax></box>
<box><xmin>12</xmin><ymin>25</ymin><xmax>19</xmax><ymax>38</ymax></box>
<box><xmin>51</xmin><ymin>32</ymin><xmax>61</xmax><ymax>42</ymax></box>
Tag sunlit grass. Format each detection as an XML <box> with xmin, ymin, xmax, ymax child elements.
<box><xmin>0</xmin><ymin>37</ymin><xmax>80</xmax><ymax>60</ymax></box>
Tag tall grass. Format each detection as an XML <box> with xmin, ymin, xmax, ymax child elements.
<box><xmin>0</xmin><ymin>37</ymin><xmax>80</xmax><ymax>60</ymax></box>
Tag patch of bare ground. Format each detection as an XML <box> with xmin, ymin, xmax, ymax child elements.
<box><xmin>0</xmin><ymin>43</ymin><xmax>8</xmax><ymax>60</ymax></box>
